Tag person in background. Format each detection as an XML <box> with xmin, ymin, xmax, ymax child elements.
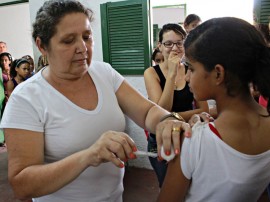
<box><xmin>0</xmin><ymin>1</ymin><xmax>191</xmax><ymax>201</ymax></box>
<box><xmin>157</xmin><ymin>17</ymin><xmax>270</xmax><ymax>202</ymax></box>
<box><xmin>0</xmin><ymin>67</ymin><xmax>5</xmax><ymax>147</ymax></box>
<box><xmin>36</xmin><ymin>54</ymin><xmax>49</xmax><ymax>73</ymax></box>
<box><xmin>6</xmin><ymin>58</ymin><xmax>30</xmax><ymax>98</ymax></box>
<box><xmin>152</xmin><ymin>48</ymin><xmax>164</xmax><ymax>66</ymax></box>
<box><xmin>22</xmin><ymin>55</ymin><xmax>35</xmax><ymax>77</ymax></box>
<box><xmin>0</xmin><ymin>52</ymin><xmax>12</xmax><ymax>88</ymax></box>
<box><xmin>0</xmin><ymin>41</ymin><xmax>8</xmax><ymax>54</ymax></box>
<box><xmin>144</xmin><ymin>23</ymin><xmax>208</xmax><ymax>188</ymax></box>
<box><xmin>0</xmin><ymin>52</ymin><xmax>13</xmax><ymax>114</ymax></box>
<box><xmin>183</xmin><ymin>14</ymin><xmax>201</xmax><ymax>34</ymax></box>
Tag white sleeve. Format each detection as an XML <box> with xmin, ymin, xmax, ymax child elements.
<box><xmin>104</xmin><ymin>62</ymin><xmax>124</xmax><ymax>92</ymax></box>
<box><xmin>91</xmin><ymin>61</ymin><xmax>124</xmax><ymax>93</ymax></box>
<box><xmin>180</xmin><ymin>122</ymin><xmax>204</xmax><ymax>179</ymax></box>
<box><xmin>0</xmin><ymin>89</ymin><xmax>44</xmax><ymax>132</ymax></box>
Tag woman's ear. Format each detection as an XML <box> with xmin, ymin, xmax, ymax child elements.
<box><xmin>214</xmin><ymin>64</ymin><xmax>225</xmax><ymax>85</ymax></box>
<box><xmin>157</xmin><ymin>42</ymin><xmax>162</xmax><ymax>50</ymax></box>
<box><xmin>36</xmin><ymin>37</ymin><xmax>46</xmax><ymax>55</ymax></box>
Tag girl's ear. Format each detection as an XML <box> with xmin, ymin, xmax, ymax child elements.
<box><xmin>214</xmin><ymin>64</ymin><xmax>225</xmax><ymax>85</ymax></box>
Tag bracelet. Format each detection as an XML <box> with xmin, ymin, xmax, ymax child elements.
<box><xmin>160</xmin><ymin>112</ymin><xmax>185</xmax><ymax>122</ymax></box>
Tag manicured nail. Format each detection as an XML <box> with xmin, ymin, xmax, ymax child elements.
<box><xmin>175</xmin><ymin>149</ymin><xmax>180</xmax><ymax>154</ymax></box>
<box><xmin>165</xmin><ymin>150</ymin><xmax>171</xmax><ymax>156</ymax></box>
<box><xmin>133</xmin><ymin>146</ymin><xmax>138</xmax><ymax>152</ymax></box>
<box><xmin>185</xmin><ymin>132</ymin><xmax>191</xmax><ymax>137</ymax></box>
<box><xmin>129</xmin><ymin>153</ymin><xmax>136</xmax><ymax>159</ymax></box>
<box><xmin>157</xmin><ymin>156</ymin><xmax>163</xmax><ymax>161</ymax></box>
<box><xmin>119</xmin><ymin>163</ymin><xmax>125</xmax><ymax>168</ymax></box>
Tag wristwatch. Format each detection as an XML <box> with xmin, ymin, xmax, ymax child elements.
<box><xmin>160</xmin><ymin>112</ymin><xmax>185</xmax><ymax>122</ymax></box>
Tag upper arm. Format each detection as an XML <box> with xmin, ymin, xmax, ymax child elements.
<box><xmin>5</xmin><ymin>129</ymin><xmax>44</xmax><ymax>179</ymax></box>
<box><xmin>6</xmin><ymin>80</ymin><xmax>14</xmax><ymax>97</ymax></box>
<box><xmin>116</xmin><ymin>80</ymin><xmax>155</xmax><ymax>128</ymax></box>
<box><xmin>144</xmin><ymin>67</ymin><xmax>163</xmax><ymax>104</ymax></box>
<box><xmin>158</xmin><ymin>154</ymin><xmax>190</xmax><ymax>202</ymax></box>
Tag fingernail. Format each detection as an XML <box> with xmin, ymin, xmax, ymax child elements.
<box><xmin>133</xmin><ymin>146</ymin><xmax>137</xmax><ymax>152</ymax></box>
<box><xmin>175</xmin><ymin>149</ymin><xmax>180</xmax><ymax>154</ymax></box>
<box><xmin>185</xmin><ymin>132</ymin><xmax>191</xmax><ymax>137</ymax></box>
<box><xmin>123</xmin><ymin>158</ymin><xmax>128</xmax><ymax>162</ymax></box>
<box><xmin>158</xmin><ymin>156</ymin><xmax>163</xmax><ymax>161</ymax></box>
<box><xmin>165</xmin><ymin>150</ymin><xmax>171</xmax><ymax>156</ymax></box>
<box><xmin>129</xmin><ymin>153</ymin><xmax>136</xmax><ymax>159</ymax></box>
<box><xmin>119</xmin><ymin>163</ymin><xmax>125</xmax><ymax>168</ymax></box>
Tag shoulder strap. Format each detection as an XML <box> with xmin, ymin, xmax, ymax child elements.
<box><xmin>153</xmin><ymin>65</ymin><xmax>166</xmax><ymax>90</ymax></box>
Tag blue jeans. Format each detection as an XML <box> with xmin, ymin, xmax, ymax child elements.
<box><xmin>147</xmin><ymin>134</ymin><xmax>167</xmax><ymax>188</ymax></box>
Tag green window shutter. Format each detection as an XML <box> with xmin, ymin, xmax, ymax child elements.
<box><xmin>153</xmin><ymin>24</ymin><xmax>160</xmax><ymax>48</ymax></box>
<box><xmin>254</xmin><ymin>0</ymin><xmax>270</xmax><ymax>24</ymax></box>
<box><xmin>101</xmin><ymin>0</ymin><xmax>151</xmax><ymax>75</ymax></box>
<box><xmin>0</xmin><ymin>1</ymin><xmax>28</xmax><ymax>7</ymax></box>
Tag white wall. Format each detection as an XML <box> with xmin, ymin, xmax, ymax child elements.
<box><xmin>152</xmin><ymin>0</ymin><xmax>253</xmax><ymax>23</ymax></box>
<box><xmin>0</xmin><ymin>2</ymin><xmax>33</xmax><ymax>59</ymax></box>
<box><xmin>153</xmin><ymin>7</ymin><xmax>185</xmax><ymax>28</ymax></box>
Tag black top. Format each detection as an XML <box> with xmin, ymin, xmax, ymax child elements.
<box><xmin>153</xmin><ymin>64</ymin><xmax>193</xmax><ymax>112</ymax></box>
<box><xmin>11</xmin><ymin>78</ymin><xmax>18</xmax><ymax>88</ymax></box>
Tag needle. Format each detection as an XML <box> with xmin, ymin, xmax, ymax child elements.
<box><xmin>134</xmin><ymin>150</ymin><xmax>158</xmax><ymax>158</ymax></box>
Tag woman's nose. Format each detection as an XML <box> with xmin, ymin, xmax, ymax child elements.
<box><xmin>76</xmin><ymin>40</ymin><xmax>87</xmax><ymax>54</ymax></box>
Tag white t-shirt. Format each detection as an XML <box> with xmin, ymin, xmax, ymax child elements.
<box><xmin>1</xmin><ymin>61</ymin><xmax>126</xmax><ymax>202</ymax></box>
<box><xmin>181</xmin><ymin>122</ymin><xmax>270</xmax><ymax>202</ymax></box>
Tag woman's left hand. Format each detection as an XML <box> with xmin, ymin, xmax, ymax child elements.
<box><xmin>155</xmin><ymin>119</ymin><xmax>191</xmax><ymax>158</ymax></box>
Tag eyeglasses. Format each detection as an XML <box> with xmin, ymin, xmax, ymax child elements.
<box><xmin>162</xmin><ymin>41</ymin><xmax>184</xmax><ymax>48</ymax></box>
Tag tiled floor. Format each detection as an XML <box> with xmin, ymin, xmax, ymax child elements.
<box><xmin>0</xmin><ymin>148</ymin><xmax>159</xmax><ymax>202</ymax></box>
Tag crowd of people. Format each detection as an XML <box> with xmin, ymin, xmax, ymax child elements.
<box><xmin>0</xmin><ymin>42</ymin><xmax>48</xmax><ymax>147</ymax></box>
<box><xmin>0</xmin><ymin>0</ymin><xmax>269</xmax><ymax>201</ymax></box>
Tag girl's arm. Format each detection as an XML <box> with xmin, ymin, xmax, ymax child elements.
<box><xmin>144</xmin><ymin>66</ymin><xmax>175</xmax><ymax>111</ymax></box>
<box><xmin>6</xmin><ymin>80</ymin><xmax>14</xmax><ymax>98</ymax></box>
<box><xmin>157</xmin><ymin>154</ymin><xmax>190</xmax><ymax>202</ymax></box>
<box><xmin>178</xmin><ymin>100</ymin><xmax>209</xmax><ymax>121</ymax></box>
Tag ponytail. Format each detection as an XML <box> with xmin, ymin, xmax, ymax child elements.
<box><xmin>253</xmin><ymin>46</ymin><xmax>270</xmax><ymax>114</ymax></box>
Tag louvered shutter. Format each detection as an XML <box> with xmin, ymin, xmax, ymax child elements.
<box><xmin>254</xmin><ymin>0</ymin><xmax>270</xmax><ymax>24</ymax></box>
<box><xmin>101</xmin><ymin>0</ymin><xmax>151</xmax><ymax>75</ymax></box>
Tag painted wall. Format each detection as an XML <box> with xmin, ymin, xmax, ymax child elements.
<box><xmin>153</xmin><ymin>7</ymin><xmax>185</xmax><ymax>28</ymax></box>
<box><xmin>0</xmin><ymin>2</ymin><xmax>33</xmax><ymax>59</ymax></box>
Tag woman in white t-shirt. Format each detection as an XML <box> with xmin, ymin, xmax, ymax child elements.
<box><xmin>158</xmin><ymin>17</ymin><xmax>270</xmax><ymax>202</ymax></box>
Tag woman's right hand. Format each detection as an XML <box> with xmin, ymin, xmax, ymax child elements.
<box><xmin>87</xmin><ymin>131</ymin><xmax>137</xmax><ymax>168</ymax></box>
<box><xmin>167</xmin><ymin>51</ymin><xmax>181</xmax><ymax>79</ymax></box>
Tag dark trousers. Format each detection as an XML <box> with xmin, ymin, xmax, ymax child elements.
<box><xmin>147</xmin><ymin>134</ymin><xmax>168</xmax><ymax>188</ymax></box>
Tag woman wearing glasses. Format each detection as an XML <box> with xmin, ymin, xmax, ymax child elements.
<box><xmin>144</xmin><ymin>23</ymin><xmax>208</xmax><ymax>188</ymax></box>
